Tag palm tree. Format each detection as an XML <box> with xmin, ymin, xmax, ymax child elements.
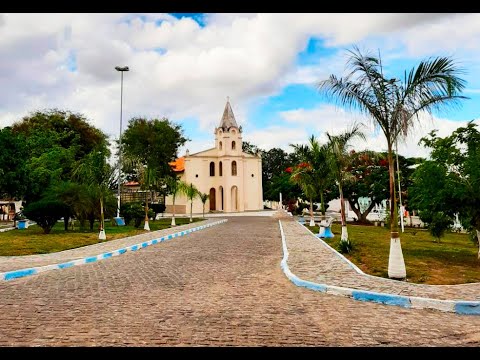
<box><xmin>122</xmin><ymin>157</ymin><xmax>160</xmax><ymax>231</ymax></box>
<box><xmin>165</xmin><ymin>175</ymin><xmax>181</xmax><ymax>226</ymax></box>
<box><xmin>291</xmin><ymin>135</ymin><xmax>332</xmax><ymax>216</ymax></box>
<box><xmin>199</xmin><ymin>192</ymin><xmax>209</xmax><ymax>218</ymax></box>
<box><xmin>290</xmin><ymin>163</ymin><xmax>317</xmax><ymax>226</ymax></box>
<box><xmin>140</xmin><ymin>165</ymin><xmax>159</xmax><ymax>231</ymax></box>
<box><xmin>318</xmin><ymin>46</ymin><xmax>466</xmax><ymax>279</ymax></box>
<box><xmin>73</xmin><ymin>149</ymin><xmax>115</xmax><ymax>240</ymax></box>
<box><xmin>180</xmin><ymin>182</ymin><xmax>199</xmax><ymax>222</ymax></box>
<box><xmin>326</xmin><ymin>124</ymin><xmax>366</xmax><ymax>243</ymax></box>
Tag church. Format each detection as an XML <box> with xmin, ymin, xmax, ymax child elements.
<box><xmin>165</xmin><ymin>99</ymin><xmax>263</xmax><ymax>214</ymax></box>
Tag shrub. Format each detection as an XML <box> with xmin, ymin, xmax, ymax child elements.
<box><xmin>121</xmin><ymin>202</ymin><xmax>154</xmax><ymax>228</ymax></box>
<box><xmin>428</xmin><ymin>212</ymin><xmax>452</xmax><ymax>242</ymax></box>
<box><xmin>149</xmin><ymin>203</ymin><xmax>166</xmax><ymax>220</ymax></box>
<box><xmin>23</xmin><ymin>199</ymin><xmax>68</xmax><ymax>234</ymax></box>
<box><xmin>337</xmin><ymin>239</ymin><xmax>354</xmax><ymax>254</ymax></box>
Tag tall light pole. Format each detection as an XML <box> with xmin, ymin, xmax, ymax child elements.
<box><xmin>115</xmin><ymin>66</ymin><xmax>129</xmax><ymax>219</ymax></box>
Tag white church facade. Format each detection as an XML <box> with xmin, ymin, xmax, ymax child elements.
<box><xmin>165</xmin><ymin>99</ymin><xmax>263</xmax><ymax>214</ymax></box>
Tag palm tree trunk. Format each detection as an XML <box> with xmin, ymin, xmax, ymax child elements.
<box><xmin>144</xmin><ymin>191</ymin><xmax>150</xmax><ymax>231</ymax></box>
<box><xmin>387</xmin><ymin>142</ymin><xmax>406</xmax><ymax>279</ymax></box>
<box><xmin>190</xmin><ymin>200</ymin><xmax>193</xmax><ymax>222</ymax></box>
<box><xmin>339</xmin><ymin>182</ymin><xmax>348</xmax><ymax>242</ymax></box>
<box><xmin>320</xmin><ymin>191</ymin><xmax>325</xmax><ymax>215</ymax></box>
<box><xmin>309</xmin><ymin>196</ymin><xmax>315</xmax><ymax>226</ymax></box>
<box><xmin>171</xmin><ymin>193</ymin><xmax>176</xmax><ymax>226</ymax></box>
<box><xmin>99</xmin><ymin>197</ymin><xmax>106</xmax><ymax>240</ymax></box>
<box><xmin>202</xmin><ymin>204</ymin><xmax>205</xmax><ymax>219</ymax></box>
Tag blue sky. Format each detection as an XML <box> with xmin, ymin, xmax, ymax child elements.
<box><xmin>1</xmin><ymin>13</ymin><xmax>479</xmax><ymax>158</ymax></box>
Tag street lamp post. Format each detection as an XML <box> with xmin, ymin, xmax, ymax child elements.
<box><xmin>115</xmin><ymin>66</ymin><xmax>129</xmax><ymax>219</ymax></box>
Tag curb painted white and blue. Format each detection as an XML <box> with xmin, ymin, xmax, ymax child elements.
<box><xmin>279</xmin><ymin>220</ymin><xmax>480</xmax><ymax>316</ymax></box>
<box><xmin>0</xmin><ymin>219</ymin><xmax>228</xmax><ymax>282</ymax></box>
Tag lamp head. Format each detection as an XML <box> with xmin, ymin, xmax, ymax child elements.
<box><xmin>115</xmin><ymin>66</ymin><xmax>129</xmax><ymax>72</ymax></box>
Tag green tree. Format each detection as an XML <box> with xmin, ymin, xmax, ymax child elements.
<box><xmin>291</xmin><ymin>135</ymin><xmax>333</xmax><ymax>215</ymax></box>
<box><xmin>0</xmin><ymin>127</ymin><xmax>28</xmax><ymax>200</ymax></box>
<box><xmin>326</xmin><ymin>124</ymin><xmax>366</xmax><ymax>243</ymax></box>
<box><xmin>411</xmin><ymin>122</ymin><xmax>480</xmax><ymax>256</ymax></box>
<box><xmin>23</xmin><ymin>199</ymin><xmax>67</xmax><ymax>234</ymax></box>
<box><xmin>290</xmin><ymin>162</ymin><xmax>317</xmax><ymax>226</ymax></box>
<box><xmin>165</xmin><ymin>175</ymin><xmax>181</xmax><ymax>226</ymax></box>
<box><xmin>242</xmin><ymin>141</ymin><xmax>263</xmax><ymax>156</ymax></box>
<box><xmin>180</xmin><ymin>182</ymin><xmax>199</xmax><ymax>222</ymax></box>
<box><xmin>262</xmin><ymin>148</ymin><xmax>296</xmax><ymax>202</ymax></box>
<box><xmin>73</xmin><ymin>148</ymin><xmax>116</xmax><ymax>240</ymax></box>
<box><xmin>11</xmin><ymin>109</ymin><xmax>108</xmax><ymax>203</ymax></box>
<box><xmin>121</xmin><ymin>117</ymin><xmax>187</xmax><ymax>179</ymax></box>
<box><xmin>319</xmin><ymin>46</ymin><xmax>466</xmax><ymax>278</ymax></box>
<box><xmin>199</xmin><ymin>192</ymin><xmax>209</xmax><ymax>218</ymax></box>
<box><xmin>266</xmin><ymin>173</ymin><xmax>302</xmax><ymax>209</ymax></box>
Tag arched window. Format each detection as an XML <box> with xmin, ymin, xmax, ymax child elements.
<box><xmin>210</xmin><ymin>161</ymin><xmax>215</xmax><ymax>176</ymax></box>
<box><xmin>232</xmin><ymin>161</ymin><xmax>237</xmax><ymax>176</ymax></box>
<box><xmin>219</xmin><ymin>161</ymin><xmax>223</xmax><ymax>176</ymax></box>
<box><xmin>219</xmin><ymin>141</ymin><xmax>222</xmax><ymax>150</ymax></box>
<box><xmin>232</xmin><ymin>141</ymin><xmax>236</xmax><ymax>150</ymax></box>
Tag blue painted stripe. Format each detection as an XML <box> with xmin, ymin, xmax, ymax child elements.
<box><xmin>168</xmin><ymin>235</ymin><xmax>173</xmax><ymax>239</ymax></box>
<box><xmin>102</xmin><ymin>252</ymin><xmax>113</xmax><ymax>259</ymax></box>
<box><xmin>85</xmin><ymin>256</ymin><xmax>98</xmax><ymax>263</ymax></box>
<box><xmin>455</xmin><ymin>302</ymin><xmax>480</xmax><ymax>315</ymax></box>
<box><xmin>131</xmin><ymin>245</ymin><xmax>139</xmax><ymax>251</ymax></box>
<box><xmin>4</xmin><ymin>268</ymin><xmax>37</xmax><ymax>280</ymax></box>
<box><xmin>152</xmin><ymin>239</ymin><xmax>158</xmax><ymax>245</ymax></box>
<box><xmin>118</xmin><ymin>248</ymin><xmax>127</xmax><ymax>254</ymax></box>
<box><xmin>352</xmin><ymin>290</ymin><xmax>411</xmax><ymax>308</ymax></box>
<box><xmin>141</xmin><ymin>242</ymin><xmax>148</xmax><ymax>248</ymax></box>
<box><xmin>58</xmin><ymin>262</ymin><xmax>74</xmax><ymax>269</ymax></box>
<box><xmin>291</xmin><ymin>276</ymin><xmax>327</xmax><ymax>292</ymax></box>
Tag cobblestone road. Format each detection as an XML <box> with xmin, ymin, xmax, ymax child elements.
<box><xmin>0</xmin><ymin>217</ymin><xmax>479</xmax><ymax>346</ymax></box>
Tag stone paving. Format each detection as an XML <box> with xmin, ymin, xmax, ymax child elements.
<box><xmin>283</xmin><ymin>219</ymin><xmax>480</xmax><ymax>301</ymax></box>
<box><xmin>0</xmin><ymin>219</ymin><xmax>217</xmax><ymax>272</ymax></box>
<box><xmin>0</xmin><ymin>216</ymin><xmax>479</xmax><ymax>346</ymax></box>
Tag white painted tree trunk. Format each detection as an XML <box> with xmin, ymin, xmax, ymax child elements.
<box><xmin>98</xmin><ymin>229</ymin><xmax>106</xmax><ymax>240</ymax></box>
<box><xmin>341</xmin><ymin>226</ymin><xmax>348</xmax><ymax>242</ymax></box>
<box><xmin>388</xmin><ymin>237</ymin><xmax>406</xmax><ymax>279</ymax></box>
<box><xmin>309</xmin><ymin>218</ymin><xmax>315</xmax><ymax>227</ymax></box>
<box><xmin>144</xmin><ymin>219</ymin><xmax>150</xmax><ymax>231</ymax></box>
<box><xmin>171</xmin><ymin>217</ymin><xmax>176</xmax><ymax>226</ymax></box>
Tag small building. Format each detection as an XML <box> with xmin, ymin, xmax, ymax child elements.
<box><xmin>166</xmin><ymin>99</ymin><xmax>263</xmax><ymax>214</ymax></box>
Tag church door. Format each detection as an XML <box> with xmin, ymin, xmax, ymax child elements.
<box><xmin>209</xmin><ymin>188</ymin><xmax>216</xmax><ymax>211</ymax></box>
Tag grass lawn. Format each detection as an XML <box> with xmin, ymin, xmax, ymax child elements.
<box><xmin>306</xmin><ymin>223</ymin><xmax>480</xmax><ymax>285</ymax></box>
<box><xmin>0</xmin><ymin>217</ymin><xmax>202</xmax><ymax>256</ymax></box>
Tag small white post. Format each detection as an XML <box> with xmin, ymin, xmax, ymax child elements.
<box><xmin>279</xmin><ymin>192</ymin><xmax>283</xmax><ymax>210</ymax></box>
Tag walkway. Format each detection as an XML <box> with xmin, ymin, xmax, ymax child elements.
<box><xmin>0</xmin><ymin>219</ymin><xmax>219</xmax><ymax>273</ymax></box>
<box><xmin>0</xmin><ymin>217</ymin><xmax>479</xmax><ymax>346</ymax></box>
<box><xmin>282</xmin><ymin>219</ymin><xmax>480</xmax><ymax>301</ymax></box>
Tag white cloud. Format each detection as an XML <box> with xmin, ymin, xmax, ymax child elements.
<box><xmin>276</xmin><ymin>105</ymin><xmax>480</xmax><ymax>158</ymax></box>
<box><xmin>0</xmin><ymin>12</ymin><xmax>476</xmax><ymax>154</ymax></box>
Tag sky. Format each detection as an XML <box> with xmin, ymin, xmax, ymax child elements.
<box><xmin>1</xmin><ymin>13</ymin><xmax>480</xmax><ymax>159</ymax></box>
